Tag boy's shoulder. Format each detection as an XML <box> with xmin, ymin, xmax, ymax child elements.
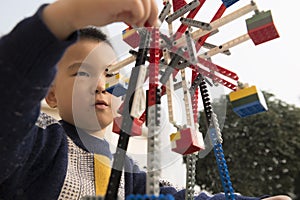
<box><xmin>35</xmin><ymin>111</ymin><xmax>59</xmax><ymax>129</ymax></box>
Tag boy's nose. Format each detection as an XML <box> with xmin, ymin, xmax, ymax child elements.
<box><xmin>95</xmin><ymin>89</ymin><xmax>106</xmax><ymax>94</ymax></box>
<box><xmin>95</xmin><ymin>80</ymin><xmax>107</xmax><ymax>94</ymax></box>
<box><xmin>94</xmin><ymin>74</ymin><xmax>107</xmax><ymax>94</ymax></box>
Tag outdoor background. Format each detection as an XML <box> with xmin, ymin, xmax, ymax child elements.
<box><xmin>1</xmin><ymin>0</ymin><xmax>299</xmax><ymax>197</ymax></box>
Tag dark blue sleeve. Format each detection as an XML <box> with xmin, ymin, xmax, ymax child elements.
<box><xmin>0</xmin><ymin>4</ymin><xmax>77</xmax><ymax>183</ymax></box>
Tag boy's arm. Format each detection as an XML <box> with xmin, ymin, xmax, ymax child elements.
<box><xmin>0</xmin><ymin>0</ymin><xmax>158</xmax><ymax>186</ymax></box>
<box><xmin>0</xmin><ymin>5</ymin><xmax>77</xmax><ymax>183</ymax></box>
<box><xmin>42</xmin><ymin>0</ymin><xmax>159</xmax><ymax>40</ymax></box>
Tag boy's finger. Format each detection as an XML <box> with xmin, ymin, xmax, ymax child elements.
<box><xmin>133</xmin><ymin>0</ymin><xmax>158</xmax><ymax>27</ymax></box>
<box><xmin>137</xmin><ymin>0</ymin><xmax>151</xmax><ymax>27</ymax></box>
<box><xmin>146</xmin><ymin>0</ymin><xmax>159</xmax><ymax>27</ymax></box>
<box><xmin>125</xmin><ymin>0</ymin><xmax>146</xmax><ymax>26</ymax></box>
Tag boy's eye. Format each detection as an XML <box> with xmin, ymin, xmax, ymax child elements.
<box><xmin>75</xmin><ymin>71</ymin><xmax>90</xmax><ymax>77</ymax></box>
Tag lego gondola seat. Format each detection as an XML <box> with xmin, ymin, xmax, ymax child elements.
<box><xmin>229</xmin><ymin>85</ymin><xmax>268</xmax><ymax>117</ymax></box>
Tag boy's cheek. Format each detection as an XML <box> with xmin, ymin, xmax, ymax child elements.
<box><xmin>73</xmin><ymin>84</ymin><xmax>93</xmax><ymax>96</ymax></box>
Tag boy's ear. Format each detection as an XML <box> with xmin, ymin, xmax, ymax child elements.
<box><xmin>45</xmin><ymin>86</ymin><xmax>58</xmax><ymax>108</ymax></box>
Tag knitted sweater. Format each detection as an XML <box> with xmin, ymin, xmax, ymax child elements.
<box><xmin>0</xmin><ymin>4</ymin><xmax>263</xmax><ymax>200</ymax></box>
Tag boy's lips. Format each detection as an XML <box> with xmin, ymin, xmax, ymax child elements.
<box><xmin>94</xmin><ymin>99</ymin><xmax>109</xmax><ymax>110</ymax></box>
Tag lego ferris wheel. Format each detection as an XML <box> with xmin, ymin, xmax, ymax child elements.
<box><xmin>86</xmin><ymin>0</ymin><xmax>280</xmax><ymax>200</ymax></box>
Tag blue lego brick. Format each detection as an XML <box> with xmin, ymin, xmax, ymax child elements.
<box><xmin>233</xmin><ymin>100</ymin><xmax>267</xmax><ymax>118</ymax></box>
<box><xmin>209</xmin><ymin>128</ymin><xmax>218</xmax><ymax>145</ymax></box>
<box><xmin>106</xmin><ymin>83</ymin><xmax>127</xmax><ymax>97</ymax></box>
<box><xmin>126</xmin><ymin>194</ymin><xmax>175</xmax><ymax>200</ymax></box>
<box><xmin>221</xmin><ymin>0</ymin><xmax>240</xmax><ymax>8</ymax></box>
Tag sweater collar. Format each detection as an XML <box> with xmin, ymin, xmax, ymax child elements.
<box><xmin>60</xmin><ymin>120</ymin><xmax>112</xmax><ymax>160</ymax></box>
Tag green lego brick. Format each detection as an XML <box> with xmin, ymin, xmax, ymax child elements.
<box><xmin>230</xmin><ymin>93</ymin><xmax>259</xmax><ymax>108</ymax></box>
<box><xmin>246</xmin><ymin>10</ymin><xmax>273</xmax><ymax>31</ymax></box>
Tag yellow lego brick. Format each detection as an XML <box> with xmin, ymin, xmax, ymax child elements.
<box><xmin>106</xmin><ymin>75</ymin><xmax>119</xmax><ymax>85</ymax></box>
<box><xmin>122</xmin><ymin>28</ymin><xmax>137</xmax><ymax>39</ymax></box>
<box><xmin>229</xmin><ymin>85</ymin><xmax>258</xmax><ymax>101</ymax></box>
<box><xmin>124</xmin><ymin>78</ymin><xmax>129</xmax><ymax>83</ymax></box>
<box><xmin>170</xmin><ymin>132</ymin><xmax>181</xmax><ymax>141</ymax></box>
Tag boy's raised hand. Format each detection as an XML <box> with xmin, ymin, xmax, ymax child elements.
<box><xmin>43</xmin><ymin>0</ymin><xmax>159</xmax><ymax>40</ymax></box>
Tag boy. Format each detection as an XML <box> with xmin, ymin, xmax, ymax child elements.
<box><xmin>0</xmin><ymin>1</ymin><xmax>292</xmax><ymax>200</ymax></box>
<box><xmin>0</xmin><ymin>0</ymin><xmax>157</xmax><ymax>199</ymax></box>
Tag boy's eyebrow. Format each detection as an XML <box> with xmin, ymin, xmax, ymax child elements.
<box><xmin>67</xmin><ymin>62</ymin><xmax>95</xmax><ymax>71</ymax></box>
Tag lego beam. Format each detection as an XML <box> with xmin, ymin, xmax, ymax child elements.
<box><xmin>174</xmin><ymin>2</ymin><xmax>258</xmax><ymax>47</ymax></box>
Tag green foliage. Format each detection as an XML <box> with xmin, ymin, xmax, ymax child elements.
<box><xmin>196</xmin><ymin>91</ymin><xmax>300</xmax><ymax>198</ymax></box>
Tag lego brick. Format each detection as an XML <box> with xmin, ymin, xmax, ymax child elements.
<box><xmin>170</xmin><ymin>127</ymin><xmax>203</xmax><ymax>155</ymax></box>
<box><xmin>229</xmin><ymin>85</ymin><xmax>258</xmax><ymax>101</ymax></box>
<box><xmin>221</xmin><ymin>0</ymin><xmax>240</xmax><ymax>8</ymax></box>
<box><xmin>180</xmin><ymin>18</ymin><xmax>212</xmax><ymax>30</ymax></box>
<box><xmin>106</xmin><ymin>83</ymin><xmax>127</xmax><ymax>97</ymax></box>
<box><xmin>159</xmin><ymin>1</ymin><xmax>172</xmax><ymax>22</ymax></box>
<box><xmin>147</xmin><ymin>86</ymin><xmax>160</xmax><ymax>107</ymax></box>
<box><xmin>106</xmin><ymin>46</ymin><xmax>150</xmax><ymax>199</ymax></box>
<box><xmin>230</xmin><ymin>86</ymin><xmax>268</xmax><ymax>117</ymax></box>
<box><xmin>230</xmin><ymin>93</ymin><xmax>261</xmax><ymax>108</ymax></box>
<box><xmin>246</xmin><ymin>10</ymin><xmax>273</xmax><ymax>30</ymax></box>
<box><xmin>246</xmin><ymin>11</ymin><xmax>274</xmax><ymax>31</ymax></box>
<box><xmin>112</xmin><ymin>116</ymin><xmax>122</xmax><ymax>134</ymax></box>
<box><xmin>131</xmin><ymin>118</ymin><xmax>143</xmax><ymax>136</ymax></box>
<box><xmin>246</xmin><ymin>11</ymin><xmax>279</xmax><ymax>45</ymax></box>
<box><xmin>248</xmin><ymin>22</ymin><xmax>279</xmax><ymax>45</ymax></box>
<box><xmin>105</xmin><ymin>74</ymin><xmax>129</xmax><ymax>97</ymax></box>
<box><xmin>233</xmin><ymin>100</ymin><xmax>268</xmax><ymax>118</ymax></box>
<box><xmin>122</xmin><ymin>28</ymin><xmax>135</xmax><ymax>38</ymax></box>
<box><xmin>185</xmin><ymin>30</ymin><xmax>197</xmax><ymax>64</ymax></box>
<box><xmin>122</xmin><ymin>27</ymin><xmax>140</xmax><ymax>48</ymax></box>
<box><xmin>112</xmin><ymin>116</ymin><xmax>143</xmax><ymax>136</ymax></box>
<box><xmin>166</xmin><ymin>0</ymin><xmax>200</xmax><ymax>23</ymax></box>
<box><xmin>247</xmin><ymin>17</ymin><xmax>273</xmax><ymax>32</ymax></box>
<box><xmin>174</xmin><ymin>2</ymin><xmax>202</xmax><ymax>39</ymax></box>
<box><xmin>170</xmin><ymin>131</ymin><xmax>181</xmax><ymax>141</ymax></box>
<box><xmin>172</xmin><ymin>0</ymin><xmax>187</xmax><ymax>12</ymax></box>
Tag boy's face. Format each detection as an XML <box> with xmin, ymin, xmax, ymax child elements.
<box><xmin>47</xmin><ymin>39</ymin><xmax>117</xmax><ymax>132</ymax></box>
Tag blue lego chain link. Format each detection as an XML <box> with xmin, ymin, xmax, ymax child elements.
<box><xmin>209</xmin><ymin>127</ymin><xmax>235</xmax><ymax>200</ymax></box>
<box><xmin>199</xmin><ymin>77</ymin><xmax>235</xmax><ymax>200</ymax></box>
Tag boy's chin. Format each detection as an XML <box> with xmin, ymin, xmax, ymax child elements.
<box><xmin>84</xmin><ymin>121</ymin><xmax>112</xmax><ymax>131</ymax></box>
<box><xmin>71</xmin><ymin>113</ymin><xmax>113</xmax><ymax>132</ymax></box>
<box><xmin>97</xmin><ymin>121</ymin><xmax>112</xmax><ymax>130</ymax></box>
<box><xmin>73</xmin><ymin>121</ymin><xmax>108</xmax><ymax>132</ymax></box>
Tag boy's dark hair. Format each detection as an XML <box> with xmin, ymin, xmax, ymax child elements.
<box><xmin>78</xmin><ymin>26</ymin><xmax>112</xmax><ymax>47</ymax></box>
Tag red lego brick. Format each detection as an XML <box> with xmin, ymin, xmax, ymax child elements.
<box><xmin>112</xmin><ymin>116</ymin><xmax>122</xmax><ymax>134</ymax></box>
<box><xmin>248</xmin><ymin>22</ymin><xmax>279</xmax><ymax>45</ymax></box>
<box><xmin>122</xmin><ymin>27</ymin><xmax>140</xmax><ymax>48</ymax></box>
<box><xmin>148</xmin><ymin>28</ymin><xmax>160</xmax><ymax>107</ymax></box>
<box><xmin>171</xmin><ymin>127</ymin><xmax>203</xmax><ymax>155</ymax></box>
<box><xmin>112</xmin><ymin>116</ymin><xmax>143</xmax><ymax>136</ymax></box>
<box><xmin>172</xmin><ymin>0</ymin><xmax>187</xmax><ymax>12</ymax></box>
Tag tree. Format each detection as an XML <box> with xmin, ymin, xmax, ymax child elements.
<box><xmin>196</xmin><ymin>91</ymin><xmax>300</xmax><ymax>198</ymax></box>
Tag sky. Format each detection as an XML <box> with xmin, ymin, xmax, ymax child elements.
<box><xmin>1</xmin><ymin>0</ymin><xmax>300</xmax><ymax>188</ymax></box>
